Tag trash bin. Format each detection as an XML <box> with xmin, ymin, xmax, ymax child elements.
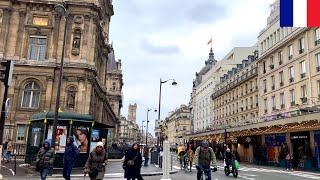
<box><xmin>151</xmin><ymin>151</ymin><xmax>159</xmax><ymax>164</ymax></box>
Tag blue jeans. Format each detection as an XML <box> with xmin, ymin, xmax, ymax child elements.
<box><xmin>144</xmin><ymin>158</ymin><xmax>149</xmax><ymax>166</ymax></box>
<box><xmin>40</xmin><ymin>168</ymin><xmax>49</xmax><ymax>180</ymax></box>
<box><xmin>5</xmin><ymin>151</ymin><xmax>11</xmax><ymax>161</ymax></box>
<box><xmin>286</xmin><ymin>160</ymin><xmax>292</xmax><ymax>169</ymax></box>
<box><xmin>197</xmin><ymin>164</ymin><xmax>211</xmax><ymax>180</ymax></box>
<box><xmin>63</xmin><ymin>161</ymin><xmax>75</xmax><ymax>180</ymax></box>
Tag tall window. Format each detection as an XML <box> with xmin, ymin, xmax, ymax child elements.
<box><xmin>288</xmin><ymin>45</ymin><xmax>293</xmax><ymax>60</ymax></box>
<box><xmin>289</xmin><ymin>66</ymin><xmax>294</xmax><ymax>82</ymax></box>
<box><xmin>278</xmin><ymin>51</ymin><xmax>283</xmax><ymax>65</ymax></box>
<box><xmin>279</xmin><ymin>71</ymin><xmax>284</xmax><ymax>86</ymax></box>
<box><xmin>316</xmin><ymin>53</ymin><xmax>320</xmax><ymax>72</ymax></box>
<box><xmin>263</xmin><ymin>61</ymin><xmax>266</xmax><ymax>73</ymax></box>
<box><xmin>33</xmin><ymin>16</ymin><xmax>48</xmax><ymax>26</ymax></box>
<box><xmin>28</xmin><ymin>36</ymin><xmax>47</xmax><ymax>61</ymax></box>
<box><xmin>263</xmin><ymin>79</ymin><xmax>267</xmax><ymax>93</ymax></box>
<box><xmin>299</xmin><ymin>37</ymin><xmax>305</xmax><ymax>53</ymax></box>
<box><xmin>301</xmin><ymin>85</ymin><xmax>307</xmax><ymax>97</ymax></box>
<box><xmin>280</xmin><ymin>93</ymin><xmax>285</xmax><ymax>108</ymax></box>
<box><xmin>290</xmin><ymin>89</ymin><xmax>295</xmax><ymax>106</ymax></box>
<box><xmin>17</xmin><ymin>125</ymin><xmax>26</xmax><ymax>141</ymax></box>
<box><xmin>22</xmin><ymin>82</ymin><xmax>40</xmax><ymax>108</ymax></box>
<box><xmin>300</xmin><ymin>60</ymin><xmax>306</xmax><ymax>78</ymax></box>
<box><xmin>255</xmin><ymin>95</ymin><xmax>258</xmax><ymax>106</ymax></box>
<box><xmin>264</xmin><ymin>98</ymin><xmax>268</xmax><ymax>113</ymax></box>
<box><xmin>272</xmin><ymin>96</ymin><xmax>276</xmax><ymax>110</ymax></box>
<box><xmin>271</xmin><ymin>75</ymin><xmax>275</xmax><ymax>90</ymax></box>
<box><xmin>316</xmin><ymin>28</ymin><xmax>320</xmax><ymax>45</ymax></box>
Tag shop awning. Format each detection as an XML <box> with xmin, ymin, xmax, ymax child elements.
<box><xmin>29</xmin><ymin>111</ymin><xmax>94</xmax><ymax>122</ymax></box>
<box><xmin>300</xmin><ymin>106</ymin><xmax>320</xmax><ymax>112</ymax></box>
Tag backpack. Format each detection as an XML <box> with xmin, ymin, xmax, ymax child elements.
<box><xmin>198</xmin><ymin>147</ymin><xmax>213</xmax><ymax>161</ymax></box>
<box><xmin>3</xmin><ymin>142</ymin><xmax>7</xmax><ymax>150</ymax></box>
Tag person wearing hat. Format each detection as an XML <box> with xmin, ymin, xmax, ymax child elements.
<box><xmin>123</xmin><ymin>142</ymin><xmax>143</xmax><ymax>180</ymax></box>
<box><xmin>84</xmin><ymin>142</ymin><xmax>108</xmax><ymax>180</ymax></box>
<box><xmin>193</xmin><ymin>140</ymin><xmax>217</xmax><ymax>180</ymax></box>
<box><xmin>36</xmin><ymin>139</ymin><xmax>55</xmax><ymax>180</ymax></box>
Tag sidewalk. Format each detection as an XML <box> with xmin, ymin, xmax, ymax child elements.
<box><xmin>0</xmin><ymin>160</ymin><xmax>178</xmax><ymax>178</ymax></box>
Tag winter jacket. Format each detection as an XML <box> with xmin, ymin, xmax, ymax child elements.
<box><xmin>7</xmin><ymin>141</ymin><xmax>13</xmax><ymax>152</ymax></box>
<box><xmin>123</xmin><ymin>147</ymin><xmax>143</xmax><ymax>179</ymax></box>
<box><xmin>85</xmin><ymin>148</ymin><xmax>108</xmax><ymax>180</ymax></box>
<box><xmin>193</xmin><ymin>146</ymin><xmax>217</xmax><ymax>167</ymax></box>
<box><xmin>37</xmin><ymin>139</ymin><xmax>55</xmax><ymax>169</ymax></box>
<box><xmin>64</xmin><ymin>136</ymin><xmax>79</xmax><ymax>163</ymax></box>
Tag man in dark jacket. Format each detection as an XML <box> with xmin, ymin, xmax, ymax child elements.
<box><xmin>37</xmin><ymin>139</ymin><xmax>55</xmax><ymax>180</ymax></box>
<box><xmin>63</xmin><ymin>136</ymin><xmax>79</xmax><ymax>180</ymax></box>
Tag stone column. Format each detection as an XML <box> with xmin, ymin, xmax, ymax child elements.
<box><xmin>14</xmin><ymin>11</ymin><xmax>27</xmax><ymax>57</ymax></box>
<box><xmin>84</xmin><ymin>83</ymin><xmax>92</xmax><ymax>114</ymax></box>
<box><xmin>81</xmin><ymin>14</ymin><xmax>90</xmax><ymax>60</ymax></box>
<box><xmin>161</xmin><ymin>140</ymin><xmax>171</xmax><ymax>180</ymax></box>
<box><xmin>52</xmin><ymin>13</ymin><xmax>61</xmax><ymax>60</ymax></box>
<box><xmin>286</xmin><ymin>133</ymin><xmax>292</xmax><ymax>154</ymax></box>
<box><xmin>65</xmin><ymin>15</ymin><xmax>74</xmax><ymax>59</ymax></box>
<box><xmin>77</xmin><ymin>77</ymin><xmax>85</xmax><ymax>113</ymax></box>
<box><xmin>249</xmin><ymin>144</ymin><xmax>253</xmax><ymax>163</ymax></box>
<box><xmin>310</xmin><ymin>131</ymin><xmax>315</xmax><ymax>157</ymax></box>
<box><xmin>45</xmin><ymin>78</ymin><xmax>54</xmax><ymax>110</ymax></box>
<box><xmin>0</xmin><ymin>8</ymin><xmax>12</xmax><ymax>57</ymax></box>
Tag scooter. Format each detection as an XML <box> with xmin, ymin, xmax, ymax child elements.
<box><xmin>224</xmin><ymin>159</ymin><xmax>238</xmax><ymax>178</ymax></box>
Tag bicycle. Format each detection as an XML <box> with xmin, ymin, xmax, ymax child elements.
<box><xmin>198</xmin><ymin>167</ymin><xmax>210</xmax><ymax>180</ymax></box>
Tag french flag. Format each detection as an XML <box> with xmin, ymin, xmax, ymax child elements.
<box><xmin>280</xmin><ymin>0</ymin><xmax>320</xmax><ymax>27</ymax></box>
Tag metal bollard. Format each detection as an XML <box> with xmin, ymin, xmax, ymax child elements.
<box><xmin>14</xmin><ymin>153</ymin><xmax>16</xmax><ymax>175</ymax></box>
<box><xmin>171</xmin><ymin>154</ymin><xmax>172</xmax><ymax>171</ymax></box>
<box><xmin>161</xmin><ymin>140</ymin><xmax>171</xmax><ymax>180</ymax></box>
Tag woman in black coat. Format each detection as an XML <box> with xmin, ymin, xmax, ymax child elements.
<box><xmin>123</xmin><ymin>142</ymin><xmax>143</xmax><ymax>180</ymax></box>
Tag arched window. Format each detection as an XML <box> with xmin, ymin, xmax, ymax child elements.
<box><xmin>22</xmin><ymin>82</ymin><xmax>40</xmax><ymax>108</ymax></box>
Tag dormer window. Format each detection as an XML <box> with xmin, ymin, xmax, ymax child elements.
<box><xmin>33</xmin><ymin>16</ymin><xmax>48</xmax><ymax>26</ymax></box>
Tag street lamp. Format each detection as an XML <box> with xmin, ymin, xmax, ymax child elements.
<box><xmin>51</xmin><ymin>3</ymin><xmax>68</xmax><ymax>148</ymax></box>
<box><xmin>146</xmin><ymin>108</ymin><xmax>157</xmax><ymax>146</ymax></box>
<box><xmin>157</xmin><ymin>78</ymin><xmax>177</xmax><ymax>147</ymax></box>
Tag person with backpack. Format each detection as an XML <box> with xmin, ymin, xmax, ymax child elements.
<box><xmin>2</xmin><ymin>140</ymin><xmax>7</xmax><ymax>161</ymax></box>
<box><xmin>6</xmin><ymin>139</ymin><xmax>13</xmax><ymax>162</ymax></box>
<box><xmin>84</xmin><ymin>142</ymin><xmax>108</xmax><ymax>180</ymax></box>
<box><xmin>36</xmin><ymin>139</ymin><xmax>55</xmax><ymax>180</ymax></box>
<box><xmin>63</xmin><ymin>136</ymin><xmax>79</xmax><ymax>180</ymax></box>
<box><xmin>193</xmin><ymin>140</ymin><xmax>217</xmax><ymax>180</ymax></box>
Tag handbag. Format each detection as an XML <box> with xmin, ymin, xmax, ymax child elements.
<box><xmin>127</xmin><ymin>155</ymin><xmax>137</xmax><ymax>166</ymax></box>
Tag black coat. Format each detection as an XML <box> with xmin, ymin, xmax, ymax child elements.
<box><xmin>123</xmin><ymin>148</ymin><xmax>143</xmax><ymax>179</ymax></box>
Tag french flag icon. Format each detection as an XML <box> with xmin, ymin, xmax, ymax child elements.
<box><xmin>280</xmin><ymin>0</ymin><xmax>320</xmax><ymax>27</ymax></box>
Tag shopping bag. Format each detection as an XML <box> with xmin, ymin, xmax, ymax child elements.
<box><xmin>234</xmin><ymin>160</ymin><xmax>239</xmax><ymax>170</ymax></box>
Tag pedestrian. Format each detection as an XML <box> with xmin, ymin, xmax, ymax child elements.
<box><xmin>123</xmin><ymin>142</ymin><xmax>143</xmax><ymax>180</ymax></box>
<box><xmin>143</xmin><ymin>146</ymin><xmax>149</xmax><ymax>166</ymax></box>
<box><xmin>2</xmin><ymin>140</ymin><xmax>7</xmax><ymax>161</ymax></box>
<box><xmin>84</xmin><ymin>142</ymin><xmax>108</xmax><ymax>180</ymax></box>
<box><xmin>159</xmin><ymin>147</ymin><xmax>163</xmax><ymax>168</ymax></box>
<box><xmin>6</xmin><ymin>139</ymin><xmax>13</xmax><ymax>162</ymax></box>
<box><xmin>285</xmin><ymin>152</ymin><xmax>293</xmax><ymax>171</ymax></box>
<box><xmin>36</xmin><ymin>139</ymin><xmax>55</xmax><ymax>180</ymax></box>
<box><xmin>63</xmin><ymin>136</ymin><xmax>79</xmax><ymax>180</ymax></box>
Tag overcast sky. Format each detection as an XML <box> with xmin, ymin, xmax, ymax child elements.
<box><xmin>109</xmin><ymin>0</ymin><xmax>275</xmax><ymax>136</ymax></box>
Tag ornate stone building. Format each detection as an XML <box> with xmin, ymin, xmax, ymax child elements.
<box><xmin>0</xmin><ymin>0</ymin><xmax>122</xmax><ymax>144</ymax></box>
<box><xmin>106</xmin><ymin>45</ymin><xmax>123</xmax><ymax>141</ymax></box>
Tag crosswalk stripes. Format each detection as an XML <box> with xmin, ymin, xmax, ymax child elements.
<box><xmin>171</xmin><ymin>164</ymin><xmax>320</xmax><ymax>179</ymax></box>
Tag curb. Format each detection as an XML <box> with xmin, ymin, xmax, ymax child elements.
<box><xmin>2</xmin><ymin>171</ymin><xmax>179</xmax><ymax>178</ymax></box>
<box><xmin>108</xmin><ymin>159</ymin><xmax>123</xmax><ymax>162</ymax></box>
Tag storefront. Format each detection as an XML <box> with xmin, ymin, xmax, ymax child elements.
<box><xmin>290</xmin><ymin>131</ymin><xmax>311</xmax><ymax>169</ymax></box>
<box><xmin>314</xmin><ymin>130</ymin><xmax>320</xmax><ymax>168</ymax></box>
<box><xmin>265</xmin><ymin>134</ymin><xmax>286</xmax><ymax>164</ymax></box>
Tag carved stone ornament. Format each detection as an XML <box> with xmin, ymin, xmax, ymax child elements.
<box><xmin>74</xmin><ymin>15</ymin><xmax>83</xmax><ymax>24</ymax></box>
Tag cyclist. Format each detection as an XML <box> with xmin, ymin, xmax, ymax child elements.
<box><xmin>225</xmin><ymin>148</ymin><xmax>236</xmax><ymax>169</ymax></box>
<box><xmin>194</xmin><ymin>140</ymin><xmax>217</xmax><ymax>180</ymax></box>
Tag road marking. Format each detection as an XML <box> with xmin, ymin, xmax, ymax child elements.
<box><xmin>1</xmin><ymin>165</ymin><xmax>14</xmax><ymax>175</ymax></box>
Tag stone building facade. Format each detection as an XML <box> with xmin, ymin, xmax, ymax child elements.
<box><xmin>0</xmin><ymin>0</ymin><xmax>122</xmax><ymax>144</ymax></box>
<box><xmin>165</xmin><ymin>104</ymin><xmax>191</xmax><ymax>146</ymax></box>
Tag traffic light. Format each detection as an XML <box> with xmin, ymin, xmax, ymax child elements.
<box><xmin>0</xmin><ymin>60</ymin><xmax>14</xmax><ymax>86</ymax></box>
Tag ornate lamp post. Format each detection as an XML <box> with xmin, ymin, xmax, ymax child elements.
<box><xmin>51</xmin><ymin>3</ymin><xmax>68</xmax><ymax>148</ymax></box>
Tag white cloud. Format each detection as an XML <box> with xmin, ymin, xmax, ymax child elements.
<box><xmin>110</xmin><ymin>0</ymin><xmax>275</xmax><ymax>136</ymax></box>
